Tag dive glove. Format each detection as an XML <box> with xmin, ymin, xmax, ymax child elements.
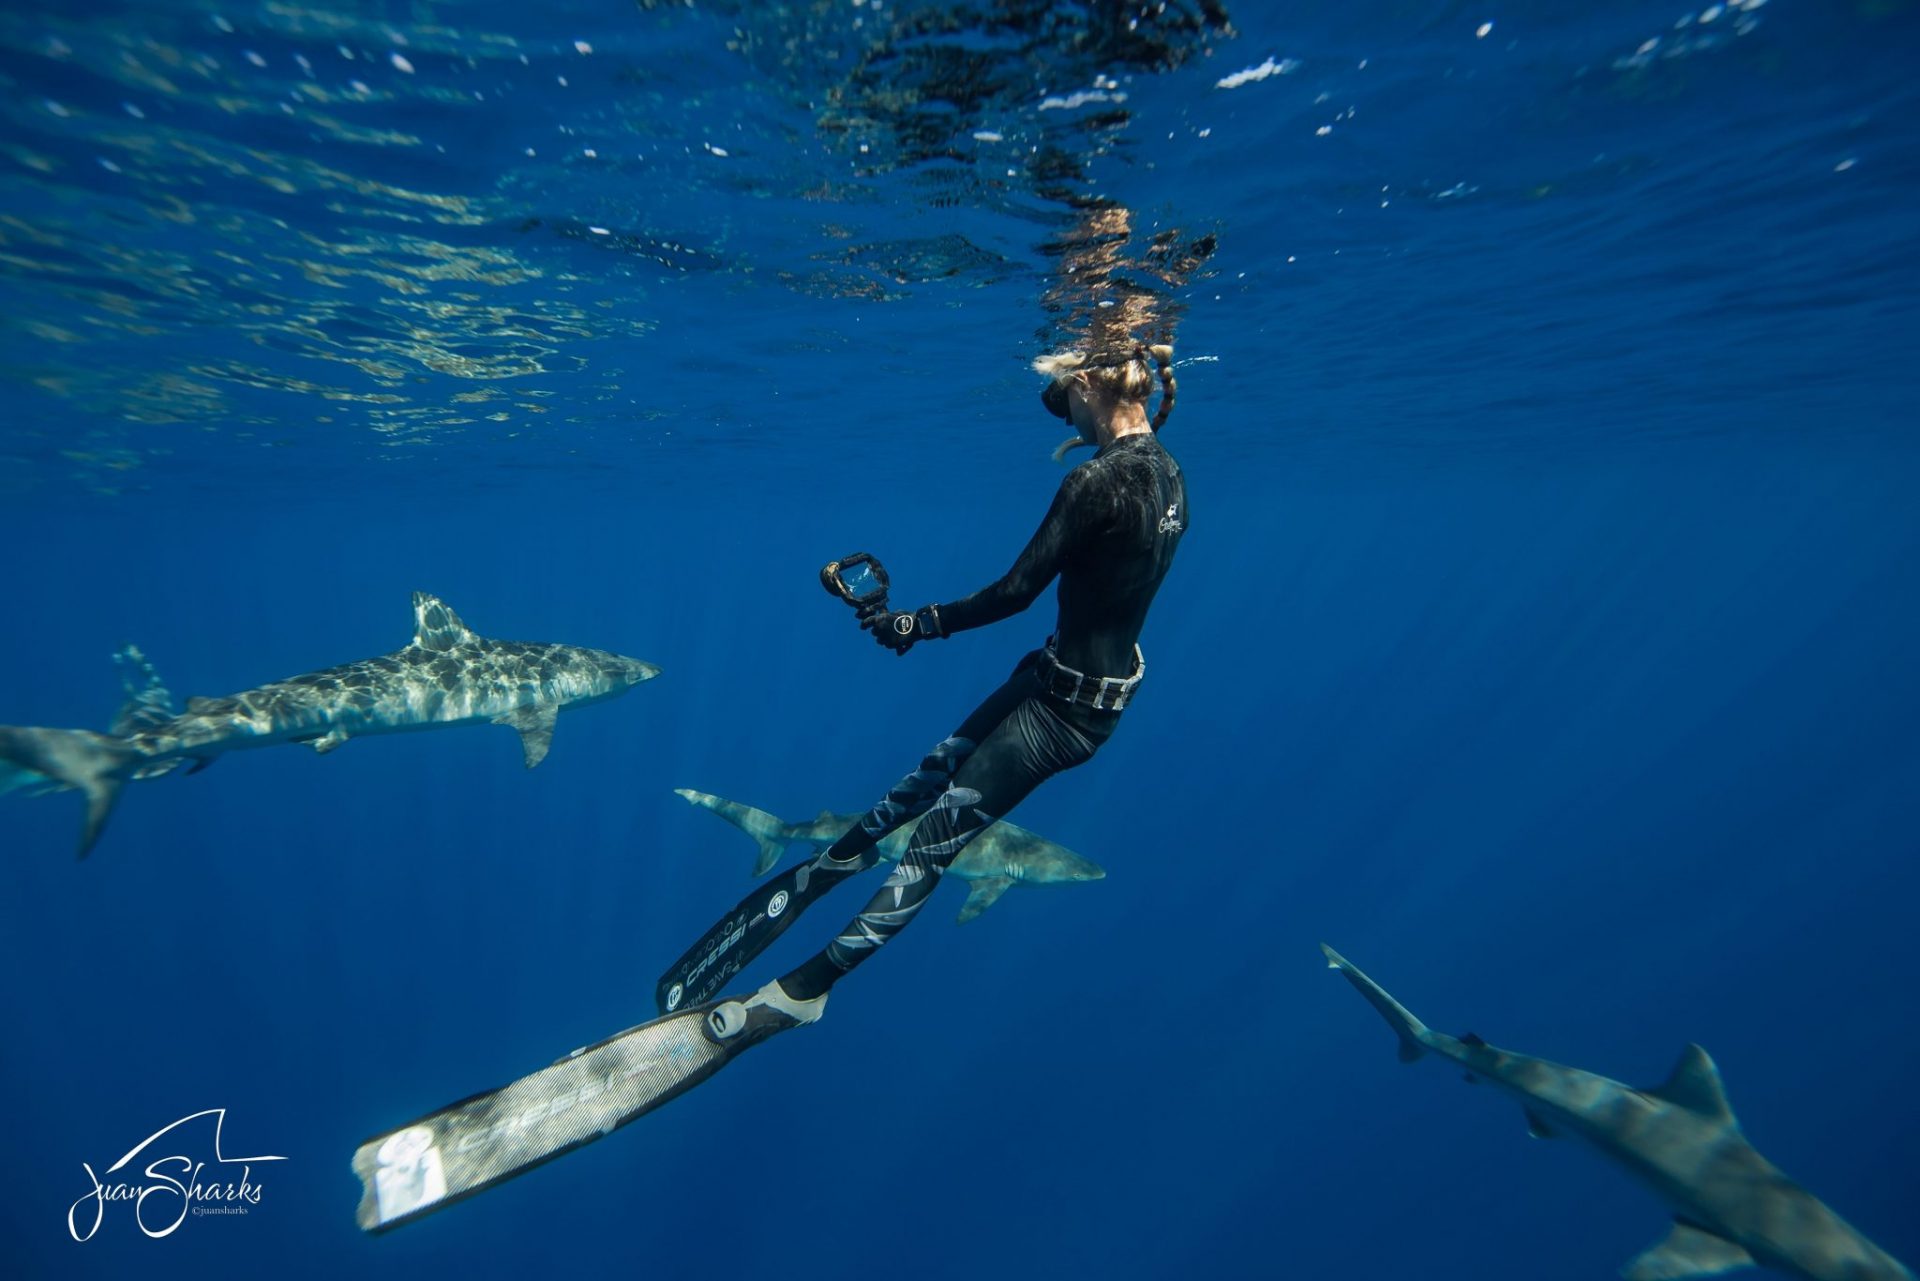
<box><xmin>859</xmin><ymin>601</ymin><xmax>945</xmax><ymax>656</ymax></box>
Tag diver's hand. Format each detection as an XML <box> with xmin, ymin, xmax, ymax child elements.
<box><xmin>858</xmin><ymin>604</ymin><xmax>917</xmax><ymax>655</ymax></box>
<box><xmin>859</xmin><ymin>603</ymin><xmax>944</xmax><ymax>656</ymax></box>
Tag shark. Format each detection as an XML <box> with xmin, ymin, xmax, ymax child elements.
<box><xmin>1321</xmin><ymin>944</ymin><xmax>1914</xmax><ymax>1281</ymax></box>
<box><xmin>672</xmin><ymin>787</ymin><xmax>1106</xmax><ymax>923</ymax></box>
<box><xmin>0</xmin><ymin>593</ymin><xmax>660</xmax><ymax>858</ymax></box>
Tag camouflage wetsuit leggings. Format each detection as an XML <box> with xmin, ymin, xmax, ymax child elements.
<box><xmin>780</xmin><ymin>649</ymin><xmax>1118</xmax><ymax>1000</ymax></box>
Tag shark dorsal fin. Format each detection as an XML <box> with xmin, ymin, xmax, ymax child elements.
<box><xmin>411</xmin><ymin>593</ymin><xmax>474</xmax><ymax>653</ymax></box>
<box><xmin>1645</xmin><ymin>1044</ymin><xmax>1735</xmax><ymax>1123</ymax></box>
<box><xmin>109</xmin><ymin>644</ymin><xmax>175</xmax><ymax>735</ymax></box>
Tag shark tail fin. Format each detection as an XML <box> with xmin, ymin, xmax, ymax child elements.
<box><xmin>0</xmin><ymin>727</ymin><xmax>140</xmax><ymax>858</ymax></box>
<box><xmin>1321</xmin><ymin>944</ymin><xmax>1433</xmax><ymax>1063</ymax></box>
<box><xmin>673</xmin><ymin>788</ymin><xmax>793</xmax><ymax>877</ymax></box>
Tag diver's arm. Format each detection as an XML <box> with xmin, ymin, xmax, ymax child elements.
<box><xmin>931</xmin><ymin>469</ymin><xmax>1090</xmax><ymax>635</ymax></box>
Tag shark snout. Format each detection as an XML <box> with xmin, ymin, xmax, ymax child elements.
<box><xmin>611</xmin><ymin>655</ymin><xmax>662</xmax><ymax>686</ymax></box>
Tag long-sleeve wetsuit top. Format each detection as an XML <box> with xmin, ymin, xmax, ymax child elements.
<box><xmin>936</xmin><ymin>433</ymin><xmax>1187</xmax><ymax>679</ymax></box>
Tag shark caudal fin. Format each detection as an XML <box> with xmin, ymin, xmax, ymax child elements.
<box><xmin>0</xmin><ymin>726</ymin><xmax>140</xmax><ymax>858</ymax></box>
<box><xmin>674</xmin><ymin>788</ymin><xmax>793</xmax><ymax>877</ymax></box>
<box><xmin>1322</xmin><ymin>944</ymin><xmax>1434</xmax><ymax>1063</ymax></box>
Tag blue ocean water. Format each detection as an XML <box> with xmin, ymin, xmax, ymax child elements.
<box><xmin>2</xmin><ymin>1</ymin><xmax>1917</xmax><ymax>1278</ymax></box>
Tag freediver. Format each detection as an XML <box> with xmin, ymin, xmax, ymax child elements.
<box><xmin>353</xmin><ymin>359</ymin><xmax>1190</xmax><ymax>1230</ymax></box>
<box><xmin>682</xmin><ymin>339</ymin><xmax>1189</xmax><ymax>1045</ymax></box>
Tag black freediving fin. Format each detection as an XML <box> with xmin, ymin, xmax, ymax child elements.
<box><xmin>653</xmin><ymin>851</ymin><xmax>864</xmax><ymax>1015</ymax></box>
<box><xmin>654</xmin><ymin>754</ymin><xmax>981</xmax><ymax>1013</ymax></box>
<box><xmin>353</xmin><ymin>1002</ymin><xmax>731</xmax><ymax>1233</ymax></box>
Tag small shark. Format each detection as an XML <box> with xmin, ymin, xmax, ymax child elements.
<box><xmin>1321</xmin><ymin>944</ymin><xmax>1914</xmax><ymax>1281</ymax></box>
<box><xmin>672</xmin><ymin>787</ymin><xmax>1106</xmax><ymax>923</ymax></box>
<box><xmin>0</xmin><ymin>593</ymin><xmax>660</xmax><ymax>858</ymax></box>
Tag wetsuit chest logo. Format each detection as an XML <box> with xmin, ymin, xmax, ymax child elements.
<box><xmin>1158</xmin><ymin>504</ymin><xmax>1183</xmax><ymax>535</ymax></box>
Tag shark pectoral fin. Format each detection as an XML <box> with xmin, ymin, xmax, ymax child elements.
<box><xmin>1523</xmin><ymin>1108</ymin><xmax>1556</xmax><ymax>1139</ymax></box>
<box><xmin>497</xmin><ymin>707</ymin><xmax>558</xmax><ymax>769</ymax></box>
<box><xmin>310</xmin><ymin>727</ymin><xmax>350</xmax><ymax>755</ymax></box>
<box><xmin>1644</xmin><ymin>1045</ymin><xmax>1736</xmax><ymax>1126</ymax></box>
<box><xmin>1622</xmin><ymin>1221</ymin><xmax>1755</xmax><ymax>1281</ymax></box>
<box><xmin>184</xmin><ymin>757</ymin><xmax>216</xmax><ymax>776</ymax></box>
<box><xmin>955</xmin><ymin>875</ymin><xmax>1015</xmax><ymax>924</ymax></box>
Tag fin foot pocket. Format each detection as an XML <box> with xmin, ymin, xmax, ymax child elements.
<box><xmin>704</xmin><ymin>981</ymin><xmax>828</xmax><ymax>1049</ymax></box>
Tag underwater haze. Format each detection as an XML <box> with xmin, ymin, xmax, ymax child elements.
<box><xmin>2</xmin><ymin>1</ymin><xmax>1918</xmax><ymax>1279</ymax></box>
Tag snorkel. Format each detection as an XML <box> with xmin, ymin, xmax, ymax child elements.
<box><xmin>1040</xmin><ymin>377</ymin><xmax>1094</xmax><ymax>462</ymax></box>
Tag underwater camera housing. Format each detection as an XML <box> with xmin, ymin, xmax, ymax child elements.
<box><xmin>821</xmin><ymin>552</ymin><xmax>890</xmax><ymax>611</ymax></box>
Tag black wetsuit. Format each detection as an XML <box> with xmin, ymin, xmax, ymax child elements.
<box><xmin>776</xmin><ymin>432</ymin><xmax>1188</xmax><ymax>1000</ymax></box>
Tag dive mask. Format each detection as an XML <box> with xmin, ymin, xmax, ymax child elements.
<box><xmin>1040</xmin><ymin>379</ymin><xmax>1071</xmax><ymax>421</ymax></box>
